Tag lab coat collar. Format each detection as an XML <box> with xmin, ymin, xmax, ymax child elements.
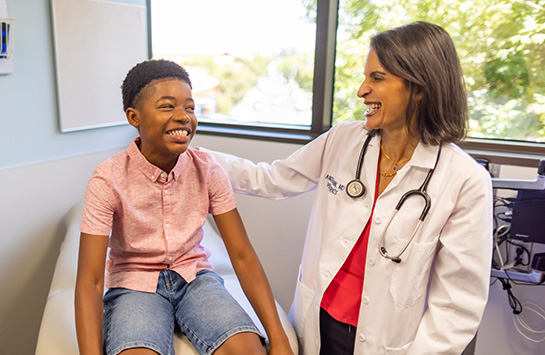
<box><xmin>366</xmin><ymin>132</ymin><xmax>440</xmax><ymax>170</ymax></box>
<box><xmin>410</xmin><ymin>142</ymin><xmax>442</xmax><ymax>170</ymax></box>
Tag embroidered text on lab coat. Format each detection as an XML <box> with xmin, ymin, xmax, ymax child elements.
<box><xmin>325</xmin><ymin>174</ymin><xmax>345</xmax><ymax>195</ymax></box>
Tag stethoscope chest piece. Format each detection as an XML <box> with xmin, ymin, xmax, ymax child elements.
<box><xmin>346</xmin><ymin>131</ymin><xmax>443</xmax><ymax>263</ymax></box>
<box><xmin>346</xmin><ymin>133</ymin><xmax>374</xmax><ymax>199</ymax></box>
<box><xmin>346</xmin><ymin>179</ymin><xmax>365</xmax><ymax>198</ymax></box>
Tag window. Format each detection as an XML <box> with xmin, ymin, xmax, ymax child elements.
<box><xmin>333</xmin><ymin>0</ymin><xmax>545</xmax><ymax>166</ymax></box>
<box><xmin>149</xmin><ymin>0</ymin><xmax>320</xmax><ymax>141</ymax></box>
<box><xmin>148</xmin><ymin>0</ymin><xmax>545</xmax><ymax>166</ymax></box>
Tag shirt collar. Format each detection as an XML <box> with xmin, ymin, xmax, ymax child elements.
<box><xmin>127</xmin><ymin>137</ymin><xmax>187</xmax><ymax>182</ymax></box>
<box><xmin>170</xmin><ymin>152</ymin><xmax>186</xmax><ymax>181</ymax></box>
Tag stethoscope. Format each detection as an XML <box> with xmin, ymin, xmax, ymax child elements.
<box><xmin>346</xmin><ymin>133</ymin><xmax>442</xmax><ymax>263</ymax></box>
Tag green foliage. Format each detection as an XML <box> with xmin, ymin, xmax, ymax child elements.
<box><xmin>277</xmin><ymin>51</ymin><xmax>314</xmax><ymax>92</ymax></box>
<box><xmin>332</xmin><ymin>0</ymin><xmax>545</xmax><ymax>142</ymax></box>
<box><xmin>184</xmin><ymin>55</ymin><xmax>271</xmax><ymax>115</ymax></box>
<box><xmin>485</xmin><ymin>51</ymin><xmax>529</xmax><ymax>99</ymax></box>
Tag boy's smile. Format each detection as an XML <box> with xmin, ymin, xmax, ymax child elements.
<box><xmin>126</xmin><ymin>78</ymin><xmax>197</xmax><ymax>173</ymax></box>
<box><xmin>165</xmin><ymin>126</ymin><xmax>191</xmax><ymax>144</ymax></box>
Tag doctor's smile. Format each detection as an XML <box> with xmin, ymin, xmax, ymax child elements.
<box><xmin>364</xmin><ymin>102</ymin><xmax>381</xmax><ymax>116</ymax></box>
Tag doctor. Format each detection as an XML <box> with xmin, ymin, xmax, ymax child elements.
<box><xmin>204</xmin><ymin>22</ymin><xmax>493</xmax><ymax>355</ymax></box>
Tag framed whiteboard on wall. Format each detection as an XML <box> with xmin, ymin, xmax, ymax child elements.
<box><xmin>51</xmin><ymin>0</ymin><xmax>149</xmax><ymax>132</ymax></box>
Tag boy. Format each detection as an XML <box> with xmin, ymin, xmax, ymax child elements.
<box><xmin>75</xmin><ymin>59</ymin><xmax>293</xmax><ymax>355</ymax></box>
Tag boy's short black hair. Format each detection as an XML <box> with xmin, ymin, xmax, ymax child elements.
<box><xmin>122</xmin><ymin>59</ymin><xmax>192</xmax><ymax>111</ymax></box>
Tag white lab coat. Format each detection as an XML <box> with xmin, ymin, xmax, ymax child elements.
<box><xmin>205</xmin><ymin>121</ymin><xmax>493</xmax><ymax>355</ymax></box>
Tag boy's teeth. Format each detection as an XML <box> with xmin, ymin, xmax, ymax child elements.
<box><xmin>167</xmin><ymin>130</ymin><xmax>188</xmax><ymax>136</ymax></box>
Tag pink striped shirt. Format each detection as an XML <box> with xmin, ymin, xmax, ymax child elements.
<box><xmin>80</xmin><ymin>138</ymin><xmax>237</xmax><ymax>292</ymax></box>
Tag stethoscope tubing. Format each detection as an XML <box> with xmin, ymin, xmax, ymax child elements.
<box><xmin>354</xmin><ymin>133</ymin><xmax>372</xmax><ymax>181</ymax></box>
<box><xmin>379</xmin><ymin>145</ymin><xmax>442</xmax><ymax>262</ymax></box>
<box><xmin>347</xmin><ymin>131</ymin><xmax>442</xmax><ymax>263</ymax></box>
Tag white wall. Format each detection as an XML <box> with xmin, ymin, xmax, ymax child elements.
<box><xmin>0</xmin><ymin>0</ymin><xmax>138</xmax><ymax>171</ymax></box>
<box><xmin>0</xmin><ymin>149</ymin><xmax>124</xmax><ymax>355</ymax></box>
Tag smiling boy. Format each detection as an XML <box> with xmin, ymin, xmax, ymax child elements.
<box><xmin>75</xmin><ymin>59</ymin><xmax>292</xmax><ymax>355</ymax></box>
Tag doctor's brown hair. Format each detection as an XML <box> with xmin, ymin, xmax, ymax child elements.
<box><xmin>370</xmin><ymin>21</ymin><xmax>468</xmax><ymax>145</ymax></box>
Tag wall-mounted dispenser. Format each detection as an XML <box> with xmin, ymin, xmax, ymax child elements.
<box><xmin>0</xmin><ymin>0</ymin><xmax>14</xmax><ymax>74</ymax></box>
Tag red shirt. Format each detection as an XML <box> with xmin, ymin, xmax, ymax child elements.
<box><xmin>321</xmin><ymin>164</ymin><xmax>380</xmax><ymax>326</ymax></box>
<box><xmin>80</xmin><ymin>138</ymin><xmax>237</xmax><ymax>292</ymax></box>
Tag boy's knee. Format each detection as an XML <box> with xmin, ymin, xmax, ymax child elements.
<box><xmin>213</xmin><ymin>332</ymin><xmax>266</xmax><ymax>355</ymax></box>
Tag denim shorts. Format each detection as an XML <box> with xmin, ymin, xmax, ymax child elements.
<box><xmin>103</xmin><ymin>269</ymin><xmax>263</xmax><ymax>355</ymax></box>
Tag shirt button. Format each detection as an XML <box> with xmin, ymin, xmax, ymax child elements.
<box><xmin>374</xmin><ymin>216</ymin><xmax>382</xmax><ymax>224</ymax></box>
<box><xmin>168</xmin><ymin>256</ymin><xmax>173</xmax><ymax>261</ymax></box>
<box><xmin>166</xmin><ymin>224</ymin><xmax>171</xmax><ymax>228</ymax></box>
<box><xmin>322</xmin><ymin>272</ymin><xmax>330</xmax><ymax>280</ymax></box>
<box><xmin>357</xmin><ymin>334</ymin><xmax>366</xmax><ymax>342</ymax></box>
<box><xmin>160</xmin><ymin>173</ymin><xmax>166</xmax><ymax>178</ymax></box>
<box><xmin>164</xmin><ymin>190</ymin><xmax>170</xmax><ymax>194</ymax></box>
<box><xmin>362</xmin><ymin>296</ymin><xmax>369</xmax><ymax>304</ymax></box>
<box><xmin>368</xmin><ymin>257</ymin><xmax>376</xmax><ymax>266</ymax></box>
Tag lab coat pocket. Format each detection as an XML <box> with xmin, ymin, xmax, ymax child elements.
<box><xmin>290</xmin><ymin>275</ymin><xmax>315</xmax><ymax>340</ymax></box>
<box><xmin>384</xmin><ymin>341</ymin><xmax>412</xmax><ymax>354</ymax></box>
<box><xmin>389</xmin><ymin>237</ymin><xmax>438</xmax><ymax>307</ymax></box>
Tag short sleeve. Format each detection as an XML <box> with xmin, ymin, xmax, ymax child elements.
<box><xmin>206</xmin><ymin>156</ymin><xmax>237</xmax><ymax>216</ymax></box>
<box><xmin>79</xmin><ymin>165</ymin><xmax>116</xmax><ymax>236</ymax></box>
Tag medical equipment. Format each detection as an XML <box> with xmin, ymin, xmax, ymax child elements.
<box><xmin>346</xmin><ymin>133</ymin><xmax>373</xmax><ymax>198</ymax></box>
<box><xmin>345</xmin><ymin>132</ymin><xmax>443</xmax><ymax>262</ymax></box>
<box><xmin>508</xmin><ymin>189</ymin><xmax>545</xmax><ymax>245</ymax></box>
<box><xmin>378</xmin><ymin>146</ymin><xmax>442</xmax><ymax>263</ymax></box>
<box><xmin>489</xmin><ymin>158</ymin><xmax>545</xmax><ymax>344</ymax></box>
<box><xmin>490</xmin><ymin>159</ymin><xmax>545</xmax><ymax>283</ymax></box>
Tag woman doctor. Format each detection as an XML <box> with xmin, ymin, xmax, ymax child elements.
<box><xmin>204</xmin><ymin>22</ymin><xmax>493</xmax><ymax>355</ymax></box>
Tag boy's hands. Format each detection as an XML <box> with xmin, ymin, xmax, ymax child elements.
<box><xmin>268</xmin><ymin>340</ymin><xmax>295</xmax><ymax>355</ymax></box>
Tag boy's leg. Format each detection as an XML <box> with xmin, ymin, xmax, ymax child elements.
<box><xmin>171</xmin><ymin>269</ymin><xmax>265</xmax><ymax>355</ymax></box>
<box><xmin>119</xmin><ymin>348</ymin><xmax>159</xmax><ymax>355</ymax></box>
<box><xmin>103</xmin><ymin>276</ymin><xmax>176</xmax><ymax>355</ymax></box>
<box><xmin>212</xmin><ymin>332</ymin><xmax>265</xmax><ymax>355</ymax></box>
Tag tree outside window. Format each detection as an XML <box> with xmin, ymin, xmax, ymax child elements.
<box><xmin>332</xmin><ymin>0</ymin><xmax>545</xmax><ymax>143</ymax></box>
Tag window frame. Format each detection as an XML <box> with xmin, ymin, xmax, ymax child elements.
<box><xmin>146</xmin><ymin>0</ymin><xmax>545</xmax><ymax>168</ymax></box>
<box><xmin>146</xmin><ymin>0</ymin><xmax>336</xmax><ymax>144</ymax></box>
<box><xmin>459</xmin><ymin>139</ymin><xmax>545</xmax><ymax>168</ymax></box>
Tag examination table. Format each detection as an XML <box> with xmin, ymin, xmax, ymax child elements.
<box><xmin>35</xmin><ymin>203</ymin><xmax>298</xmax><ymax>354</ymax></box>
